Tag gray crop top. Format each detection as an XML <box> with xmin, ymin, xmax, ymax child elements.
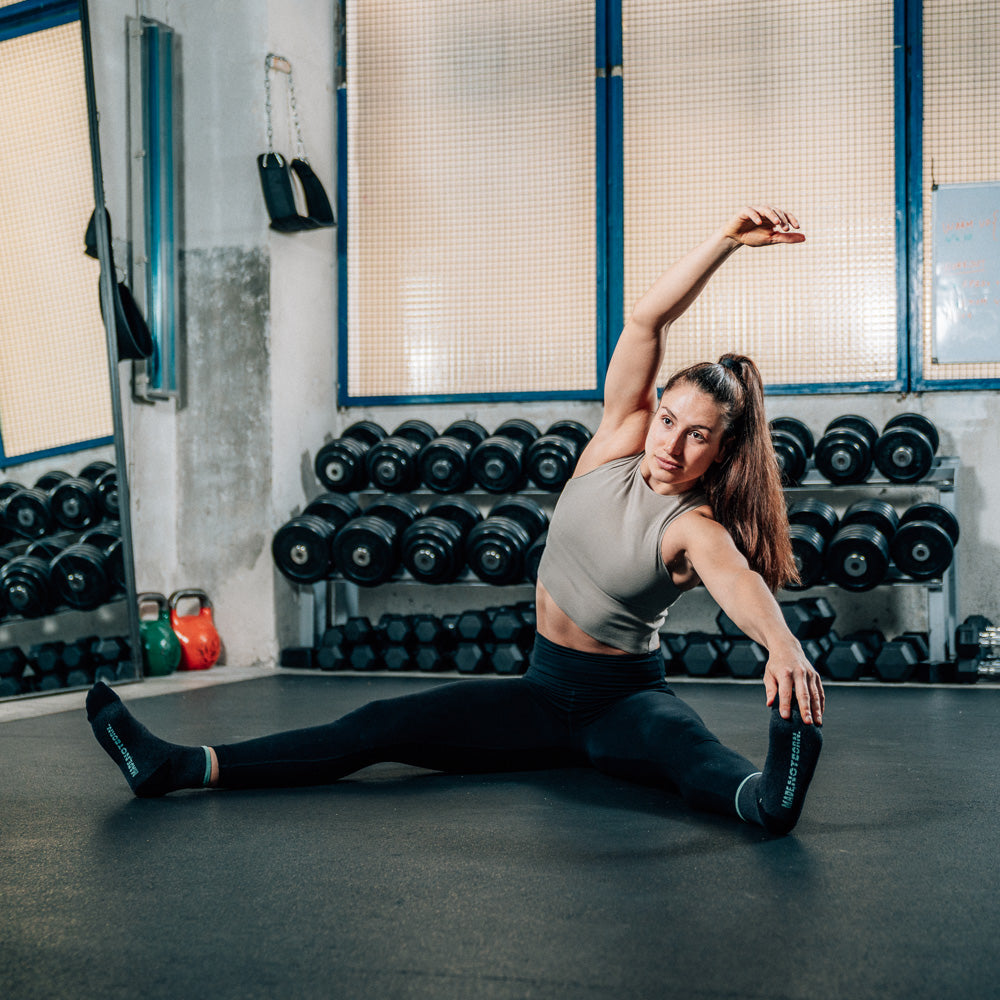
<box><xmin>537</xmin><ymin>452</ymin><xmax>708</xmax><ymax>654</ymax></box>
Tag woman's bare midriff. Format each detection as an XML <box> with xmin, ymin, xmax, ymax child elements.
<box><xmin>534</xmin><ymin>581</ymin><xmax>633</xmax><ymax>655</ymax></box>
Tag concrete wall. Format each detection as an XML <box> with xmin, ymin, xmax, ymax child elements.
<box><xmin>86</xmin><ymin>2</ymin><xmax>998</xmax><ymax>667</ymax></box>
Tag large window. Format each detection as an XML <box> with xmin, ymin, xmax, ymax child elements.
<box><xmin>338</xmin><ymin>1</ymin><xmax>1000</xmax><ymax>403</ymax></box>
<box><xmin>0</xmin><ymin>0</ymin><xmax>113</xmax><ymax>466</ymax></box>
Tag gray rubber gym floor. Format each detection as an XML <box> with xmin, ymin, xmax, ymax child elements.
<box><xmin>2</xmin><ymin>674</ymin><xmax>997</xmax><ymax>1000</ymax></box>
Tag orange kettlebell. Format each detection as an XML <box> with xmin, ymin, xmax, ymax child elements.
<box><xmin>168</xmin><ymin>589</ymin><xmax>221</xmax><ymax>670</ymax></box>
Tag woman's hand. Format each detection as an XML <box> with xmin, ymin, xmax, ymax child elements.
<box><xmin>764</xmin><ymin>641</ymin><xmax>825</xmax><ymax>725</ymax></box>
<box><xmin>723</xmin><ymin>205</ymin><xmax>806</xmax><ymax>248</ymax></box>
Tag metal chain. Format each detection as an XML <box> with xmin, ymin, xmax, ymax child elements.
<box><xmin>264</xmin><ymin>53</ymin><xmax>308</xmax><ymax>162</ymax></box>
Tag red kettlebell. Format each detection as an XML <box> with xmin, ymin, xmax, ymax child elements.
<box><xmin>168</xmin><ymin>589</ymin><xmax>221</xmax><ymax>671</ymax></box>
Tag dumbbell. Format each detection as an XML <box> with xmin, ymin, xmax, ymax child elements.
<box><xmin>400</xmin><ymin>496</ymin><xmax>482</xmax><ymax>584</ymax></box>
<box><xmin>49</xmin><ymin>539</ymin><xmax>114</xmax><ymax>611</ymax></box>
<box><xmin>769</xmin><ymin>417</ymin><xmax>814</xmax><ymax>486</ymax></box>
<box><xmin>824</xmin><ymin>628</ymin><xmax>884</xmax><ymax>681</ymax></box>
<box><xmin>272</xmin><ymin>494</ymin><xmax>361</xmax><ymax>584</ymax></box>
<box><xmin>717</xmin><ymin>597</ymin><xmax>835</xmax><ymax>641</ymax></box>
<box><xmin>489</xmin><ymin>605</ymin><xmax>535</xmax><ymax>649</ymax></box>
<box><xmin>814</xmin><ymin>415</ymin><xmax>878</xmax><ymax>485</ymax></box>
<box><xmin>332</xmin><ymin>495</ymin><xmax>422</xmax><ymax>585</ymax></box>
<box><xmin>0</xmin><ymin>646</ymin><xmax>27</xmax><ymax>683</ymax></box>
<box><xmin>659</xmin><ymin>633</ymin><xmax>688</xmax><ymax>676</ymax></box>
<box><xmin>786</xmin><ymin>499</ymin><xmax>838</xmax><ymax>590</ymax></box>
<box><xmin>76</xmin><ymin>462</ymin><xmax>120</xmax><ymax>521</ymax></box>
<box><xmin>1</xmin><ymin>479</ymin><xmax>58</xmax><ymax>539</ymax></box>
<box><xmin>417</xmin><ymin>420</ymin><xmax>489</xmax><ymax>493</ymax></box>
<box><xmin>873</xmin><ymin>414</ymin><xmax>939</xmax><ymax>483</ymax></box>
<box><xmin>0</xmin><ymin>550</ymin><xmax>53</xmax><ymax>619</ymax></box>
<box><xmin>524</xmin><ymin>420</ymin><xmax>592</xmax><ymax>491</ymax></box>
<box><xmin>873</xmin><ymin>631</ymin><xmax>929</xmax><ymax>683</ymax></box>
<box><xmin>454</xmin><ymin>642</ymin><xmax>490</xmax><ymax>674</ymax></box>
<box><xmin>681</xmin><ymin>634</ymin><xmax>731</xmax><ymax>677</ymax></box>
<box><xmin>824</xmin><ymin>499</ymin><xmax>898</xmax><ymax>591</ymax></box>
<box><xmin>488</xmin><ymin>643</ymin><xmax>528</xmax><ymax>675</ymax></box>
<box><xmin>524</xmin><ymin>532</ymin><xmax>546</xmax><ymax>584</ymax></box>
<box><xmin>408</xmin><ymin>614</ymin><xmax>456</xmax><ymax>672</ymax></box>
<box><xmin>365</xmin><ymin>420</ymin><xmax>437</xmax><ymax>493</ymax></box>
<box><xmin>49</xmin><ymin>473</ymin><xmax>104</xmax><ymax>531</ymax></box>
<box><xmin>468</xmin><ymin>419</ymin><xmax>541</xmax><ymax>493</ymax></box>
<box><xmin>314</xmin><ymin>421</ymin><xmax>387</xmax><ymax>493</ymax></box>
<box><xmin>28</xmin><ymin>640</ymin><xmax>67</xmax><ymax>691</ymax></box>
<box><xmin>61</xmin><ymin>636</ymin><xmax>98</xmax><ymax>687</ymax></box>
<box><xmin>315</xmin><ymin>625</ymin><xmax>349</xmax><ymax>671</ymax></box>
<box><xmin>466</xmin><ymin>496</ymin><xmax>548</xmax><ymax>585</ymax></box>
<box><xmin>954</xmin><ymin>614</ymin><xmax>994</xmax><ymax>682</ymax></box>
<box><xmin>80</xmin><ymin>525</ymin><xmax>126</xmax><ymax>595</ymax></box>
<box><xmin>890</xmin><ymin>502</ymin><xmax>959</xmax><ymax>580</ymax></box>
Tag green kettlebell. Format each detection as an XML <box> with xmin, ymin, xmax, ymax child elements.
<box><xmin>138</xmin><ymin>592</ymin><xmax>182</xmax><ymax>676</ymax></box>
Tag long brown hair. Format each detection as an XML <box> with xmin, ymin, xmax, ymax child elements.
<box><xmin>663</xmin><ymin>354</ymin><xmax>798</xmax><ymax>591</ymax></box>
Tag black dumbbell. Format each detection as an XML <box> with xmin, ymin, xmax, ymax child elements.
<box><xmin>49</xmin><ymin>474</ymin><xmax>103</xmax><ymax>532</ymax></box>
<box><xmin>417</xmin><ymin>420</ymin><xmax>489</xmax><ymax>493</ymax></box>
<box><xmin>890</xmin><ymin>502</ymin><xmax>959</xmax><ymax>580</ymax></box>
<box><xmin>28</xmin><ymin>640</ymin><xmax>67</xmax><ymax>692</ymax></box>
<box><xmin>824</xmin><ymin>500</ymin><xmax>898</xmax><ymax>591</ymax></box>
<box><xmin>0</xmin><ymin>551</ymin><xmax>53</xmax><ymax>619</ymax></box>
<box><xmin>814</xmin><ymin>415</ymin><xmax>878</xmax><ymax>484</ymax></box>
<box><xmin>466</xmin><ymin>496</ymin><xmax>548</xmax><ymax>585</ymax></box>
<box><xmin>769</xmin><ymin>417</ymin><xmax>814</xmax><ymax>486</ymax></box>
<box><xmin>659</xmin><ymin>633</ymin><xmax>688</xmax><ymax>676</ymax></box>
<box><xmin>0</xmin><ymin>647</ymin><xmax>27</xmax><ymax>687</ymax></box>
<box><xmin>349</xmin><ymin>642</ymin><xmax>382</xmax><ymax>671</ymax></box>
<box><xmin>80</xmin><ymin>526</ymin><xmax>125</xmax><ymax>595</ymax></box>
<box><xmin>365</xmin><ymin>420</ymin><xmax>437</xmax><ymax>493</ymax></box>
<box><xmin>456</xmin><ymin>609</ymin><xmax>492</xmax><ymax>644</ymax></box>
<box><xmin>489</xmin><ymin>643</ymin><xmax>528</xmax><ymax>675</ymax></box>
<box><xmin>874</xmin><ymin>413</ymin><xmax>939</xmax><ymax>483</ymax></box>
<box><xmin>524</xmin><ymin>420</ymin><xmax>592</xmax><ymax>491</ymax></box>
<box><xmin>272</xmin><ymin>494</ymin><xmax>361</xmax><ymax>584</ymax></box>
<box><xmin>77</xmin><ymin>462</ymin><xmax>120</xmax><ymax>521</ymax></box>
<box><xmin>314</xmin><ymin>421</ymin><xmax>387</xmax><ymax>493</ymax></box>
<box><xmin>824</xmin><ymin>629</ymin><xmax>884</xmax><ymax>681</ymax></box>
<box><xmin>454</xmin><ymin>642</ymin><xmax>490</xmax><ymax>674</ymax></box>
<box><xmin>489</xmin><ymin>605</ymin><xmax>534</xmax><ymax>648</ymax></box>
<box><xmin>316</xmin><ymin>625</ymin><xmax>349</xmax><ymax>671</ymax></box>
<box><xmin>797</xmin><ymin>596</ymin><xmax>836</xmax><ymax>637</ymax></box>
<box><xmin>681</xmin><ymin>634</ymin><xmax>731</xmax><ymax>677</ymax></box>
<box><xmin>524</xmin><ymin>532</ymin><xmax>546</xmax><ymax>584</ymax></box>
<box><xmin>49</xmin><ymin>541</ymin><xmax>113</xmax><ymax>611</ymax></box>
<box><xmin>727</xmin><ymin>639</ymin><xmax>768</xmax><ymax>679</ymax></box>
<box><xmin>332</xmin><ymin>495</ymin><xmax>422</xmax><ymax>585</ymax></box>
<box><xmin>873</xmin><ymin>632</ymin><xmax>929</xmax><ymax>683</ymax></box>
<box><xmin>400</xmin><ymin>496</ymin><xmax>481</xmax><ymax>584</ymax></box>
<box><xmin>468</xmin><ymin>419</ymin><xmax>541</xmax><ymax>493</ymax></box>
<box><xmin>786</xmin><ymin>499</ymin><xmax>838</xmax><ymax>590</ymax></box>
<box><xmin>1</xmin><ymin>482</ymin><xmax>55</xmax><ymax>539</ymax></box>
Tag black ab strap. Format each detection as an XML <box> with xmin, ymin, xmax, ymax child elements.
<box><xmin>258</xmin><ymin>53</ymin><xmax>336</xmax><ymax>234</ymax></box>
<box><xmin>85</xmin><ymin>209</ymin><xmax>154</xmax><ymax>361</ymax></box>
<box><xmin>256</xmin><ymin>152</ymin><xmax>335</xmax><ymax>232</ymax></box>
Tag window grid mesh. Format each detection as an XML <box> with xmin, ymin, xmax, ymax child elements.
<box><xmin>345</xmin><ymin>0</ymin><xmax>597</xmax><ymax>400</ymax></box>
<box><xmin>920</xmin><ymin>0</ymin><xmax>1000</xmax><ymax>383</ymax></box>
<box><xmin>621</xmin><ymin>0</ymin><xmax>898</xmax><ymax>389</ymax></box>
<box><xmin>0</xmin><ymin>21</ymin><xmax>112</xmax><ymax>462</ymax></box>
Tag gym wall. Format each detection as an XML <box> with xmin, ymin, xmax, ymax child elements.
<box><xmin>86</xmin><ymin>0</ymin><xmax>1000</xmax><ymax>667</ymax></box>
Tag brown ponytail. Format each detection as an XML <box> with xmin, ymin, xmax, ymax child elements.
<box><xmin>663</xmin><ymin>354</ymin><xmax>799</xmax><ymax>591</ymax></box>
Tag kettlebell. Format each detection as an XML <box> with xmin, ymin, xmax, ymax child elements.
<box><xmin>168</xmin><ymin>588</ymin><xmax>222</xmax><ymax>671</ymax></box>
<box><xmin>138</xmin><ymin>592</ymin><xmax>182</xmax><ymax>676</ymax></box>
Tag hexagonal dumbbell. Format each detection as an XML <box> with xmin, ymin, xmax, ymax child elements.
<box><xmin>680</xmin><ymin>634</ymin><xmax>731</xmax><ymax>677</ymax></box>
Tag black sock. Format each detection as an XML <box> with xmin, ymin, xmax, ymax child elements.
<box><xmin>750</xmin><ymin>705</ymin><xmax>822</xmax><ymax>835</ymax></box>
<box><xmin>86</xmin><ymin>682</ymin><xmax>210</xmax><ymax>797</ymax></box>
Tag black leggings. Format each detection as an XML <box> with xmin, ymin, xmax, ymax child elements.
<box><xmin>215</xmin><ymin>635</ymin><xmax>759</xmax><ymax>820</ymax></box>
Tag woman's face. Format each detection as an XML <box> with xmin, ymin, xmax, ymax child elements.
<box><xmin>640</xmin><ymin>382</ymin><xmax>729</xmax><ymax>495</ymax></box>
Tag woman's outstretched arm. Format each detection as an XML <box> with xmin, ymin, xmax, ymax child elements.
<box><xmin>583</xmin><ymin>206</ymin><xmax>805</xmax><ymax>466</ymax></box>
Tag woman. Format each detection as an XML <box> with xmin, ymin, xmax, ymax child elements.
<box><xmin>88</xmin><ymin>205</ymin><xmax>824</xmax><ymax>835</ymax></box>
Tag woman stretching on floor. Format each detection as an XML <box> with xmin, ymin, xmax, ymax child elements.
<box><xmin>88</xmin><ymin>204</ymin><xmax>824</xmax><ymax>836</ymax></box>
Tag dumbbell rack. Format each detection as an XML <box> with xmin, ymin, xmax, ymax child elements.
<box><xmin>300</xmin><ymin>487</ymin><xmax>556</xmax><ymax>647</ymax></box>
<box><xmin>783</xmin><ymin>456</ymin><xmax>959</xmax><ymax>662</ymax></box>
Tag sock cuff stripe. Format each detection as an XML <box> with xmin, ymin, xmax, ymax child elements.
<box><xmin>202</xmin><ymin>747</ymin><xmax>213</xmax><ymax>788</ymax></box>
<box><xmin>734</xmin><ymin>771</ymin><xmax>763</xmax><ymax>823</ymax></box>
